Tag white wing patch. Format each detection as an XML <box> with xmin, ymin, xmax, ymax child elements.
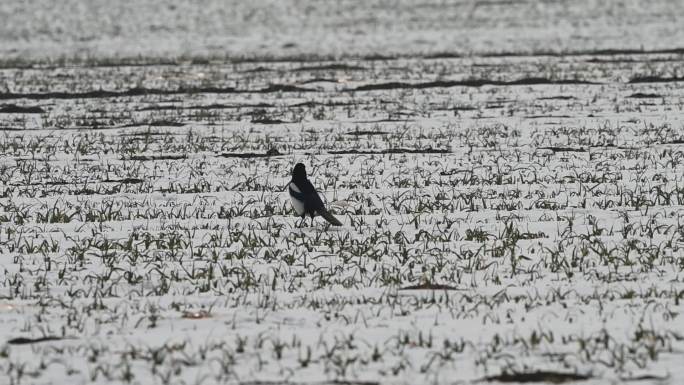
<box><xmin>289</xmin><ymin>182</ymin><xmax>305</xmax><ymax>215</ymax></box>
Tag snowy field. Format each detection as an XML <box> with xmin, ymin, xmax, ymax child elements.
<box><xmin>2</xmin><ymin>1</ymin><xmax>684</xmax><ymax>385</ymax></box>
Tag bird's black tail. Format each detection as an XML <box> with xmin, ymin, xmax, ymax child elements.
<box><xmin>320</xmin><ymin>209</ymin><xmax>342</xmax><ymax>226</ymax></box>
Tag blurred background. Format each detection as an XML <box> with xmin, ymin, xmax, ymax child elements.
<box><xmin>1</xmin><ymin>0</ymin><xmax>683</xmax><ymax>65</ymax></box>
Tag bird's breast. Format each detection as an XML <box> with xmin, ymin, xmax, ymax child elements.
<box><xmin>289</xmin><ymin>182</ymin><xmax>306</xmax><ymax>215</ymax></box>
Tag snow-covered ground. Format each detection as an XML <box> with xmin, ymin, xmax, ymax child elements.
<box><xmin>2</xmin><ymin>2</ymin><xmax>684</xmax><ymax>385</ymax></box>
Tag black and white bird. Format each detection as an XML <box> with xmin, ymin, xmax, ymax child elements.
<box><xmin>288</xmin><ymin>163</ymin><xmax>342</xmax><ymax>226</ymax></box>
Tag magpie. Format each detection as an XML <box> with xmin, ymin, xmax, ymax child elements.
<box><xmin>288</xmin><ymin>163</ymin><xmax>342</xmax><ymax>226</ymax></box>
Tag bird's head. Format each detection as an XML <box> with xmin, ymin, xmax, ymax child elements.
<box><xmin>292</xmin><ymin>163</ymin><xmax>307</xmax><ymax>179</ymax></box>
